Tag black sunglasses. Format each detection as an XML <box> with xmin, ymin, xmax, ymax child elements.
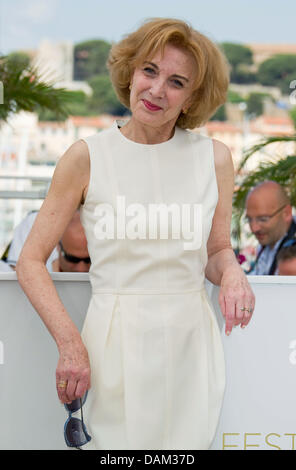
<box><xmin>59</xmin><ymin>241</ymin><xmax>91</xmax><ymax>264</ymax></box>
<box><xmin>64</xmin><ymin>392</ymin><xmax>91</xmax><ymax>449</ymax></box>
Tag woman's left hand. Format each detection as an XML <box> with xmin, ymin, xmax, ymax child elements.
<box><xmin>218</xmin><ymin>265</ymin><xmax>255</xmax><ymax>336</ymax></box>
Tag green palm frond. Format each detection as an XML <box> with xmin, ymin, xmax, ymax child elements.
<box><xmin>238</xmin><ymin>134</ymin><xmax>296</xmax><ymax>171</ymax></box>
<box><xmin>0</xmin><ymin>54</ymin><xmax>78</xmax><ymax>122</ymax></box>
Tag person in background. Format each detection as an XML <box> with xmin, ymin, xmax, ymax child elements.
<box><xmin>245</xmin><ymin>181</ymin><xmax>296</xmax><ymax>275</ymax></box>
<box><xmin>6</xmin><ymin>210</ymin><xmax>90</xmax><ymax>273</ymax></box>
<box><xmin>277</xmin><ymin>239</ymin><xmax>296</xmax><ymax>275</ymax></box>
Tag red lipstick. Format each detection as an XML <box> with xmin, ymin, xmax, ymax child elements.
<box><xmin>142</xmin><ymin>99</ymin><xmax>162</xmax><ymax>111</ymax></box>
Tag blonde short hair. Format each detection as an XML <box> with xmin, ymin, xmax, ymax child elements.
<box><xmin>107</xmin><ymin>17</ymin><xmax>230</xmax><ymax>129</ymax></box>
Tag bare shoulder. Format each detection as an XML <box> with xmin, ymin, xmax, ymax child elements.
<box><xmin>60</xmin><ymin>139</ymin><xmax>89</xmax><ymax>176</ymax></box>
<box><xmin>212</xmin><ymin>138</ymin><xmax>234</xmax><ymax>187</ymax></box>
<box><xmin>56</xmin><ymin>139</ymin><xmax>90</xmax><ymax>205</ymax></box>
<box><xmin>212</xmin><ymin>138</ymin><xmax>233</xmax><ymax>170</ymax></box>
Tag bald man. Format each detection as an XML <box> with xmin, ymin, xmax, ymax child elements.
<box><xmin>245</xmin><ymin>181</ymin><xmax>296</xmax><ymax>275</ymax></box>
<box><xmin>6</xmin><ymin>210</ymin><xmax>90</xmax><ymax>273</ymax></box>
<box><xmin>51</xmin><ymin>210</ymin><xmax>90</xmax><ymax>272</ymax></box>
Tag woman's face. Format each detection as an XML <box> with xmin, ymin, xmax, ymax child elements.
<box><xmin>129</xmin><ymin>44</ymin><xmax>197</xmax><ymax>130</ymax></box>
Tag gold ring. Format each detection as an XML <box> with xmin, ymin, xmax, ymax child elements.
<box><xmin>57</xmin><ymin>380</ymin><xmax>68</xmax><ymax>389</ymax></box>
<box><xmin>240</xmin><ymin>307</ymin><xmax>253</xmax><ymax>313</ymax></box>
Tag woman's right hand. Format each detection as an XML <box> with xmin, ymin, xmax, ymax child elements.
<box><xmin>56</xmin><ymin>341</ymin><xmax>91</xmax><ymax>404</ymax></box>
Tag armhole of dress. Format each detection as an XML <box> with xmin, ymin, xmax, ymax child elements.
<box><xmin>79</xmin><ymin>136</ymin><xmax>92</xmax><ymax>208</ymax></box>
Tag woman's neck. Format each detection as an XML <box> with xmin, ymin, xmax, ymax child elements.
<box><xmin>119</xmin><ymin>118</ymin><xmax>176</xmax><ymax>144</ymax></box>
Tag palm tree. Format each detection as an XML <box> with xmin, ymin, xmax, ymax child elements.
<box><xmin>232</xmin><ymin>134</ymin><xmax>296</xmax><ymax>248</ymax></box>
<box><xmin>0</xmin><ymin>54</ymin><xmax>78</xmax><ymax>123</ymax></box>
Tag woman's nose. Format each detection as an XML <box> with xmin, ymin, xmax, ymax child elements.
<box><xmin>149</xmin><ymin>78</ymin><xmax>166</xmax><ymax>98</ymax></box>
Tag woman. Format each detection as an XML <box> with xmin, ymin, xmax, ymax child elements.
<box><xmin>16</xmin><ymin>18</ymin><xmax>255</xmax><ymax>450</ymax></box>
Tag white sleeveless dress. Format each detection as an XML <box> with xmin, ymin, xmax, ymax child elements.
<box><xmin>78</xmin><ymin>120</ymin><xmax>225</xmax><ymax>450</ymax></box>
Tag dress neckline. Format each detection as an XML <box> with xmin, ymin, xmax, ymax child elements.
<box><xmin>113</xmin><ymin>119</ymin><xmax>181</xmax><ymax>148</ymax></box>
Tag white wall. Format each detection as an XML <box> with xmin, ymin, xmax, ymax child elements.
<box><xmin>0</xmin><ymin>273</ymin><xmax>295</xmax><ymax>450</ymax></box>
<box><xmin>211</xmin><ymin>276</ymin><xmax>296</xmax><ymax>451</ymax></box>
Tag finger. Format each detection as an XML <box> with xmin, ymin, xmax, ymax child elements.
<box><xmin>224</xmin><ymin>298</ymin><xmax>236</xmax><ymax>336</ymax></box>
<box><xmin>56</xmin><ymin>379</ymin><xmax>69</xmax><ymax>403</ymax></box>
<box><xmin>239</xmin><ymin>293</ymin><xmax>255</xmax><ymax>327</ymax></box>
<box><xmin>75</xmin><ymin>378</ymin><xmax>90</xmax><ymax>400</ymax></box>
<box><xmin>56</xmin><ymin>369</ymin><xmax>66</xmax><ymax>401</ymax></box>
<box><xmin>65</xmin><ymin>378</ymin><xmax>79</xmax><ymax>403</ymax></box>
<box><xmin>56</xmin><ymin>370</ymin><xmax>74</xmax><ymax>404</ymax></box>
<box><xmin>235</xmin><ymin>302</ymin><xmax>246</xmax><ymax>323</ymax></box>
<box><xmin>58</xmin><ymin>365</ymin><xmax>81</xmax><ymax>403</ymax></box>
<box><xmin>241</xmin><ymin>302</ymin><xmax>255</xmax><ymax>328</ymax></box>
<box><xmin>241</xmin><ymin>287</ymin><xmax>255</xmax><ymax>327</ymax></box>
<box><xmin>218</xmin><ymin>292</ymin><xmax>226</xmax><ymax>319</ymax></box>
<box><xmin>218</xmin><ymin>293</ymin><xmax>233</xmax><ymax>335</ymax></box>
<box><xmin>74</xmin><ymin>368</ymin><xmax>91</xmax><ymax>399</ymax></box>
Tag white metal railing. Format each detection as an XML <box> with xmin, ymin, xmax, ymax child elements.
<box><xmin>0</xmin><ymin>275</ymin><xmax>296</xmax><ymax>449</ymax></box>
<box><xmin>0</xmin><ymin>175</ymin><xmax>51</xmax><ymax>199</ymax></box>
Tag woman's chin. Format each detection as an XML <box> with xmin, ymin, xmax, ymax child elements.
<box><xmin>131</xmin><ymin>109</ymin><xmax>176</xmax><ymax>129</ymax></box>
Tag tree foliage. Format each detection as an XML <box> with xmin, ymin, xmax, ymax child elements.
<box><xmin>6</xmin><ymin>51</ymin><xmax>31</xmax><ymax>69</ymax></box>
<box><xmin>220</xmin><ymin>42</ymin><xmax>256</xmax><ymax>84</ymax></box>
<box><xmin>246</xmin><ymin>92</ymin><xmax>270</xmax><ymax>117</ymax></box>
<box><xmin>87</xmin><ymin>75</ymin><xmax>127</xmax><ymax>115</ymax></box>
<box><xmin>0</xmin><ymin>54</ymin><xmax>78</xmax><ymax>123</ymax></box>
<box><xmin>37</xmin><ymin>90</ymin><xmax>90</xmax><ymax>121</ymax></box>
<box><xmin>72</xmin><ymin>39</ymin><xmax>127</xmax><ymax>115</ymax></box>
<box><xmin>74</xmin><ymin>39</ymin><xmax>111</xmax><ymax>81</ymax></box>
<box><xmin>209</xmin><ymin>105</ymin><xmax>226</xmax><ymax>121</ymax></box>
<box><xmin>290</xmin><ymin>107</ymin><xmax>296</xmax><ymax>127</ymax></box>
<box><xmin>257</xmin><ymin>54</ymin><xmax>296</xmax><ymax>94</ymax></box>
<box><xmin>227</xmin><ymin>89</ymin><xmax>244</xmax><ymax>103</ymax></box>
<box><xmin>221</xmin><ymin>42</ymin><xmax>253</xmax><ymax>68</ymax></box>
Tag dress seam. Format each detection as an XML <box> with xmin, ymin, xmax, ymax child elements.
<box><xmin>92</xmin><ymin>287</ymin><xmax>205</xmax><ymax>295</ymax></box>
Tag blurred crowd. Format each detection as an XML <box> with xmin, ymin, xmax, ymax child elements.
<box><xmin>1</xmin><ymin>180</ymin><xmax>296</xmax><ymax>275</ymax></box>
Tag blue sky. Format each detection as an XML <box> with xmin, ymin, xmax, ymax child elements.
<box><xmin>0</xmin><ymin>0</ymin><xmax>295</xmax><ymax>54</ymax></box>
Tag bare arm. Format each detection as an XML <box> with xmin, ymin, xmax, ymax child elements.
<box><xmin>205</xmin><ymin>139</ymin><xmax>255</xmax><ymax>335</ymax></box>
<box><xmin>205</xmin><ymin>139</ymin><xmax>236</xmax><ymax>285</ymax></box>
<box><xmin>16</xmin><ymin>139</ymin><xmax>90</xmax><ymax>403</ymax></box>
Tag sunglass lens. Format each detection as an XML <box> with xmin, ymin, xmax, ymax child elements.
<box><xmin>65</xmin><ymin>417</ymin><xmax>89</xmax><ymax>447</ymax></box>
<box><xmin>64</xmin><ymin>391</ymin><xmax>88</xmax><ymax>412</ymax></box>
<box><xmin>64</xmin><ymin>397</ymin><xmax>81</xmax><ymax>413</ymax></box>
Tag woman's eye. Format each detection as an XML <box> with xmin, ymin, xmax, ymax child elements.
<box><xmin>143</xmin><ymin>67</ymin><xmax>155</xmax><ymax>75</ymax></box>
<box><xmin>172</xmin><ymin>79</ymin><xmax>183</xmax><ymax>88</ymax></box>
